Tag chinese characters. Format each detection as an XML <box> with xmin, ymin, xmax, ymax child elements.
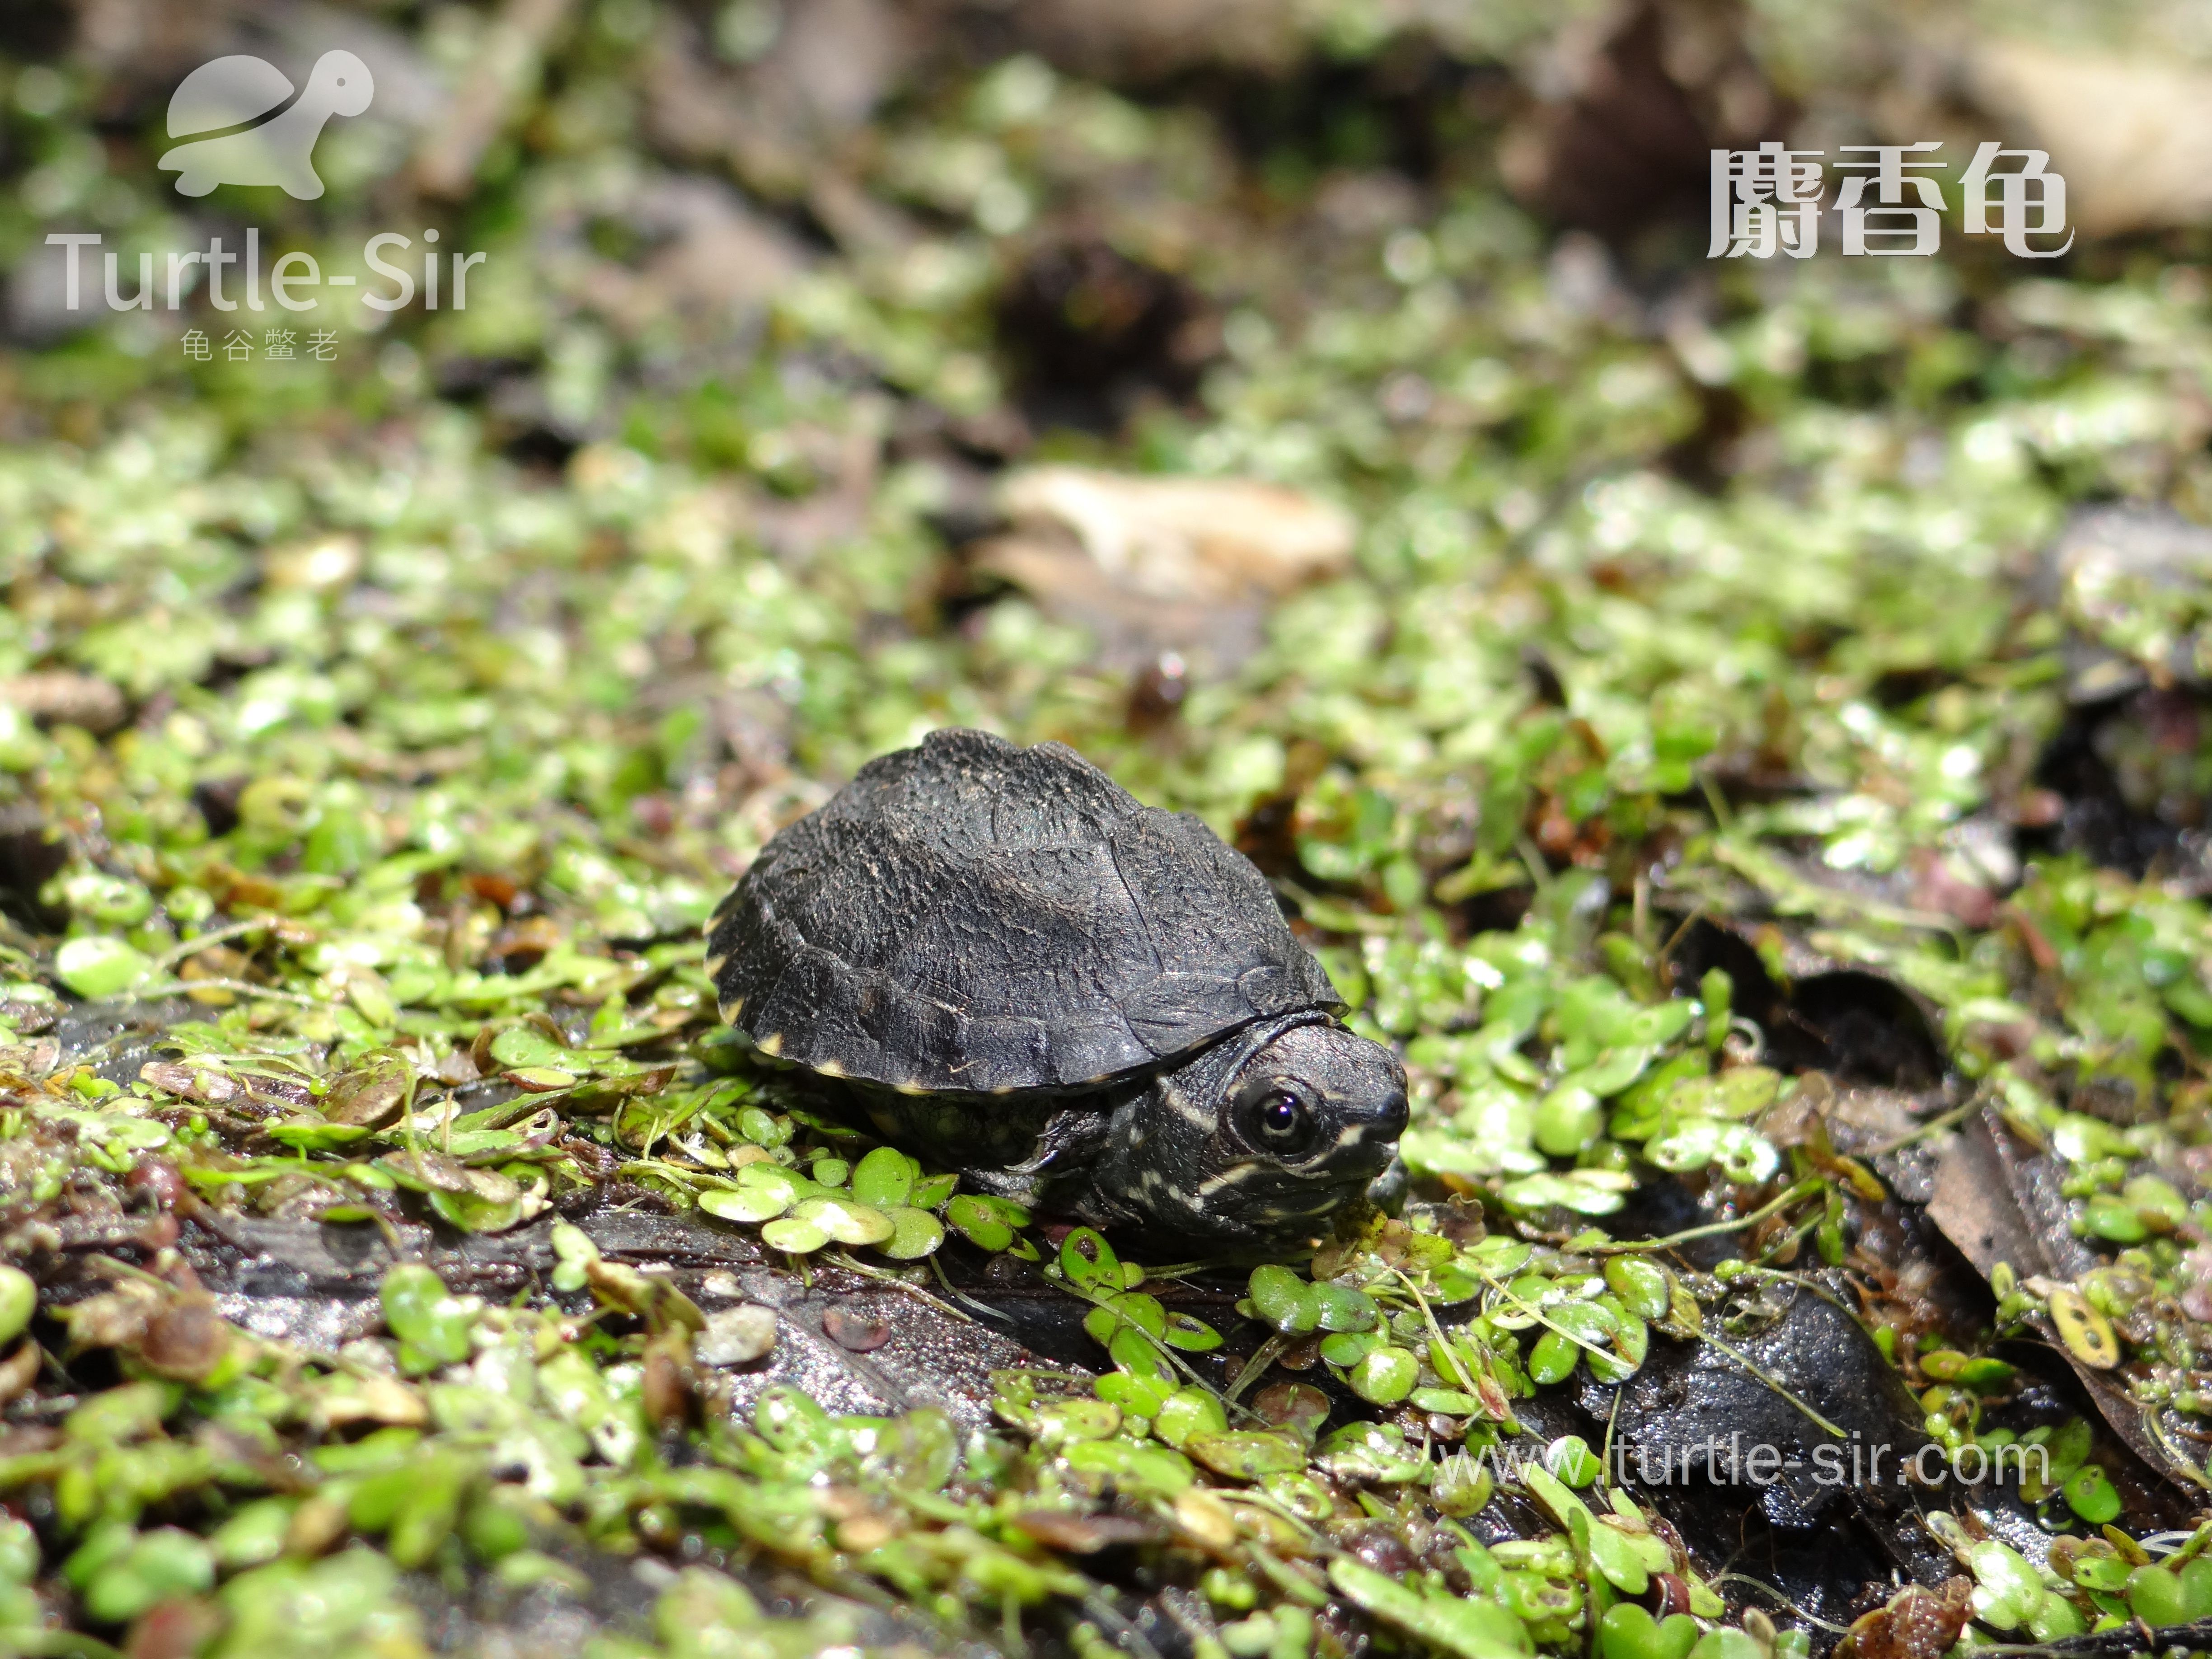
<box><xmin>180</xmin><ymin>326</ymin><xmax>338</xmax><ymax>362</ymax></box>
<box><xmin>1711</xmin><ymin>141</ymin><xmax>2072</xmax><ymax>259</ymax></box>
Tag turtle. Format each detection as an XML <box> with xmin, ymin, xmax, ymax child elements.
<box><xmin>706</xmin><ymin>727</ymin><xmax>1408</xmax><ymax>1248</ymax></box>
<box><xmin>158</xmin><ymin>51</ymin><xmax>374</xmax><ymax>200</ymax></box>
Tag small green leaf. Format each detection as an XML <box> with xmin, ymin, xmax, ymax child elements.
<box><xmin>1153</xmin><ymin>1387</ymin><xmax>1228</xmax><ymax>1449</ymax></box>
<box><xmin>1528</xmin><ymin>1328</ymin><xmax>1579</xmax><ymax>1385</ymax></box>
<box><xmin>1059</xmin><ymin>1228</ymin><xmax>1120</xmax><ymax>1293</ymax></box>
<box><xmin>81</xmin><ymin>1528</ymin><xmax>214</xmax><ymax>1623</ymax></box>
<box><xmin>910</xmin><ymin>1172</ymin><xmax>958</xmax><ymax>1210</ymax></box>
<box><xmin>1185</xmin><ymin>1430</ymin><xmax>1308</xmax><ymax>1481</ymax></box>
<box><xmin>1534</xmin><ymin>1084</ymin><xmax>1603</xmax><ymax>1157</ymax></box>
<box><xmin>761</xmin><ymin>1216</ymin><xmax>828</xmax><ymax>1254</ymax></box>
<box><xmin>1062</xmin><ymin>1438</ymin><xmax>1194</xmax><ymax>1496</ymax></box>
<box><xmin>879</xmin><ymin>1206</ymin><xmax>945</xmax><ymax>1259</ymax></box>
<box><xmin>1247</xmin><ymin>1264</ymin><xmax>1319</xmax><ymax>1334</ymax></box>
<box><xmin>1320</xmin><ymin>1330</ymin><xmax>1378</xmax><ymax>1367</ymax></box>
<box><xmin>1547</xmin><ymin>1435</ymin><xmax>1601</xmax><ymax>1486</ymax></box>
<box><xmin>1094</xmin><ymin>1369</ymin><xmax>1176</xmax><ymax>1420</ymax></box>
<box><xmin>698</xmin><ymin>1185</ymin><xmax>795</xmax><ymax>1224</ymax></box>
<box><xmin>1160</xmin><ymin>1311</ymin><xmax>1222</xmax><ymax>1352</ymax></box>
<box><xmin>2129</xmin><ymin>1565</ymin><xmax>2191</xmax><ymax>1629</ymax></box>
<box><xmin>945</xmin><ymin>1194</ymin><xmax>1013</xmax><ymax>1251</ymax></box>
<box><xmin>792</xmin><ymin>1197</ymin><xmax>893</xmax><ymax>1246</ymax></box>
<box><xmin>850</xmin><ymin>1146</ymin><xmax>915</xmax><ymax>1207</ymax></box>
<box><xmin>2063</xmin><ymin>1464</ymin><xmax>2121</xmax><ymax>1524</ymax></box>
<box><xmin>1350</xmin><ymin>1346</ymin><xmax>1418</xmax><ymax>1405</ymax></box>
<box><xmin>1411</xmin><ymin>1388</ymin><xmax>1480</xmax><ymax>1415</ymax></box>
<box><xmin>0</xmin><ymin>1265</ymin><xmax>36</xmax><ymax>1346</ymax></box>
<box><xmin>2049</xmin><ymin>1286</ymin><xmax>2119</xmax><ymax>1368</ymax></box>
<box><xmin>1603</xmin><ymin>1257</ymin><xmax>1669</xmax><ymax>1321</ymax></box>
<box><xmin>1580</xmin><ymin>1514</ymin><xmax>1650</xmax><ymax>1594</ymax></box>
<box><xmin>1090</xmin><ymin>1291</ymin><xmax>1166</xmax><ymax>1341</ymax></box>
<box><xmin>1030</xmin><ymin>1397</ymin><xmax>1122</xmax><ymax>1446</ymax></box>
<box><xmin>1312</xmin><ymin>1281</ymin><xmax>1380</xmax><ymax>1332</ymax></box>
<box><xmin>1107</xmin><ymin>1326</ymin><xmax>1166</xmax><ymax>1374</ymax></box>
<box><xmin>56</xmin><ymin>937</ymin><xmax>154</xmax><ymax>998</ymax></box>
<box><xmin>1329</xmin><ymin>1557</ymin><xmax>1533</xmax><ymax>1658</ymax></box>
<box><xmin>380</xmin><ymin>1264</ymin><xmax>473</xmax><ymax>1369</ymax></box>
<box><xmin>489</xmin><ymin>1027</ymin><xmax>570</xmax><ymax>1069</ymax></box>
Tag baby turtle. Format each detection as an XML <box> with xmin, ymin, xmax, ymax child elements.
<box><xmin>706</xmin><ymin>728</ymin><xmax>1407</xmax><ymax>1247</ymax></box>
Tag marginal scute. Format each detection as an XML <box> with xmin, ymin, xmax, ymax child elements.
<box><xmin>757</xmin><ymin>1032</ymin><xmax>783</xmax><ymax>1056</ymax></box>
<box><xmin>706</xmin><ymin>727</ymin><xmax>1344</xmax><ymax>1096</ymax></box>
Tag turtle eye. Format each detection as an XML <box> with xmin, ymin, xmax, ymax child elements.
<box><xmin>1235</xmin><ymin>1079</ymin><xmax>1318</xmax><ymax>1157</ymax></box>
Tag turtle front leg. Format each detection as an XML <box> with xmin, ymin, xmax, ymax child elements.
<box><xmin>1070</xmin><ymin>1075</ymin><xmax>1220</xmax><ymax>1238</ymax></box>
<box><xmin>165</xmin><ymin>162</ymin><xmax>221</xmax><ymax>197</ymax></box>
<box><xmin>278</xmin><ymin>156</ymin><xmax>328</xmax><ymax>200</ymax></box>
<box><xmin>994</xmin><ymin>1104</ymin><xmax>1115</xmax><ymax>1218</ymax></box>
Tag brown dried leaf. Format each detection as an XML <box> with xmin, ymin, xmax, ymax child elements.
<box><xmin>139</xmin><ymin>1061</ymin><xmax>239</xmax><ymax>1106</ymax></box>
<box><xmin>62</xmin><ymin>1281</ymin><xmax>162</xmax><ymax>1350</ymax></box>
<box><xmin>311</xmin><ymin>1372</ymin><xmax>430</xmax><ymax>1431</ymax></box>
<box><xmin>0</xmin><ymin>671</ymin><xmax>126</xmax><ymax>732</ymax></box>
<box><xmin>1012</xmin><ymin>1511</ymin><xmax>1159</xmax><ymax>1553</ymax></box>
<box><xmin>136</xmin><ymin>1295</ymin><xmax>232</xmax><ymax>1383</ymax></box>
<box><xmin>323</xmin><ymin>1061</ymin><xmax>411</xmax><ymax>1129</ymax></box>
<box><xmin>823</xmin><ymin>1307</ymin><xmax>892</xmax><ymax>1353</ymax></box>
<box><xmin>0</xmin><ymin>1340</ymin><xmax>39</xmax><ymax>1405</ymax></box>
<box><xmin>1836</xmin><ymin>1576</ymin><xmax>1973</xmax><ymax>1659</ymax></box>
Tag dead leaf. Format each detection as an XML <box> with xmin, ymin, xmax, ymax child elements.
<box><xmin>1012</xmin><ymin>1511</ymin><xmax>1159</xmax><ymax>1552</ymax></box>
<box><xmin>823</xmin><ymin>1307</ymin><xmax>891</xmax><ymax>1352</ymax></box>
<box><xmin>1964</xmin><ymin>40</ymin><xmax>2212</xmax><ymax>236</ymax></box>
<box><xmin>0</xmin><ymin>671</ymin><xmax>126</xmax><ymax>733</ymax></box>
<box><xmin>136</xmin><ymin>1295</ymin><xmax>231</xmax><ymax>1383</ymax></box>
<box><xmin>0</xmin><ymin>1341</ymin><xmax>39</xmax><ymax>1405</ymax></box>
<box><xmin>978</xmin><ymin>466</ymin><xmax>1356</xmax><ymax>672</ymax></box>
<box><xmin>642</xmin><ymin>1326</ymin><xmax>698</xmax><ymax>1429</ymax></box>
<box><xmin>998</xmin><ymin>466</ymin><xmax>1355</xmax><ymax>605</ymax></box>
<box><xmin>139</xmin><ymin>1062</ymin><xmax>240</xmax><ymax>1106</ymax></box>
<box><xmin>62</xmin><ymin>1280</ymin><xmax>163</xmax><ymax>1350</ymax></box>
<box><xmin>323</xmin><ymin>1062</ymin><xmax>411</xmax><ymax>1129</ymax></box>
<box><xmin>1929</xmin><ymin>1109</ymin><xmax>2182</xmax><ymax>1480</ymax></box>
<box><xmin>1835</xmin><ymin>1576</ymin><xmax>1973</xmax><ymax>1659</ymax></box>
<box><xmin>311</xmin><ymin>1372</ymin><xmax>430</xmax><ymax>1430</ymax></box>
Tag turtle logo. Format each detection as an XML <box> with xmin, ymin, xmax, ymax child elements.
<box><xmin>157</xmin><ymin>51</ymin><xmax>374</xmax><ymax>200</ymax></box>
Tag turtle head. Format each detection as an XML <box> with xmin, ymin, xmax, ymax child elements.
<box><xmin>307</xmin><ymin>50</ymin><xmax>375</xmax><ymax>118</ymax></box>
<box><xmin>1092</xmin><ymin>1015</ymin><xmax>1407</xmax><ymax>1247</ymax></box>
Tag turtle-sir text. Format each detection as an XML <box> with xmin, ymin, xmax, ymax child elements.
<box><xmin>43</xmin><ymin>230</ymin><xmax>487</xmax><ymax>315</ymax></box>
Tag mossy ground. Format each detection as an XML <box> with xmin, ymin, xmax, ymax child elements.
<box><xmin>3</xmin><ymin>6</ymin><xmax>2212</xmax><ymax>1656</ymax></box>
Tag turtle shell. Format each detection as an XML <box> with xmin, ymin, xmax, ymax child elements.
<box><xmin>707</xmin><ymin>728</ymin><xmax>1342</xmax><ymax>1094</ymax></box>
<box><xmin>167</xmin><ymin>56</ymin><xmax>296</xmax><ymax>138</ymax></box>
